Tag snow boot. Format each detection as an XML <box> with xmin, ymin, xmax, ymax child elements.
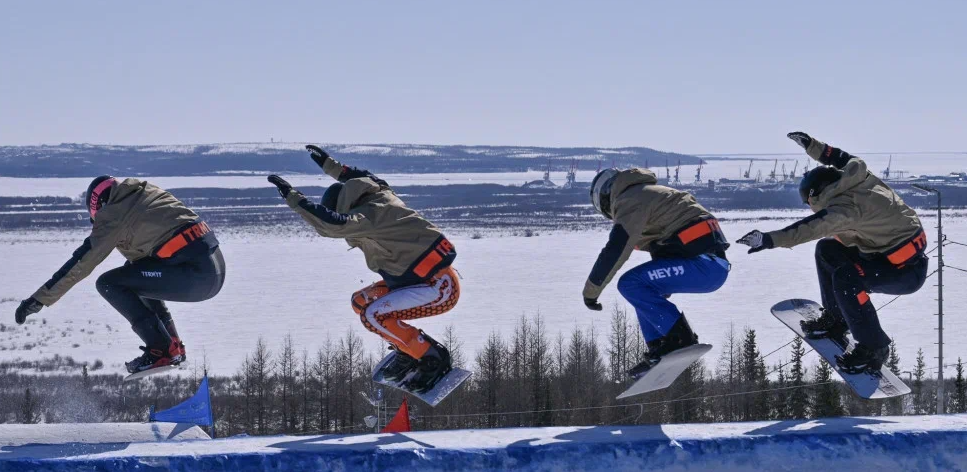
<box><xmin>835</xmin><ymin>343</ymin><xmax>889</xmax><ymax>374</ymax></box>
<box><xmin>627</xmin><ymin>315</ymin><xmax>698</xmax><ymax>379</ymax></box>
<box><xmin>381</xmin><ymin>345</ymin><xmax>419</xmax><ymax>383</ymax></box>
<box><xmin>170</xmin><ymin>336</ymin><xmax>187</xmax><ymax>363</ymax></box>
<box><xmin>800</xmin><ymin>308</ymin><xmax>849</xmax><ymax>346</ymax></box>
<box><xmin>403</xmin><ymin>333</ymin><xmax>452</xmax><ymax>394</ymax></box>
<box><xmin>125</xmin><ymin>341</ymin><xmax>184</xmax><ymax>374</ymax></box>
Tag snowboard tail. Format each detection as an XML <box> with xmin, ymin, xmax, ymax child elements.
<box><xmin>372</xmin><ymin>351</ymin><xmax>472</xmax><ymax>407</ymax></box>
<box><xmin>617</xmin><ymin>343</ymin><xmax>712</xmax><ymax>400</ymax></box>
<box><xmin>771</xmin><ymin>298</ymin><xmax>910</xmax><ymax>399</ymax></box>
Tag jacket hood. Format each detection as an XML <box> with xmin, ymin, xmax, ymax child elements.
<box><xmin>609</xmin><ymin>168</ymin><xmax>659</xmax><ymax>210</ymax></box>
<box><xmin>336</xmin><ymin>177</ymin><xmax>382</xmax><ymax>213</ymax></box>
<box><xmin>810</xmin><ymin>159</ymin><xmax>868</xmax><ymax>210</ymax></box>
<box><xmin>107</xmin><ymin>178</ymin><xmax>145</xmax><ymax>205</ymax></box>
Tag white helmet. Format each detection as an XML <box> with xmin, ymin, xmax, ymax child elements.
<box><xmin>590</xmin><ymin>168</ymin><xmax>619</xmax><ymax>218</ymax></box>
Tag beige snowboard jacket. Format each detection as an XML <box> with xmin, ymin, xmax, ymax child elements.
<box><xmin>285</xmin><ymin>156</ymin><xmax>455</xmax><ymax>288</ymax></box>
<box><xmin>767</xmin><ymin>139</ymin><xmax>923</xmax><ymax>255</ymax></box>
<box><xmin>584</xmin><ymin>168</ymin><xmax>726</xmax><ymax>300</ymax></box>
<box><xmin>33</xmin><ymin>179</ymin><xmax>203</xmax><ymax>306</ymax></box>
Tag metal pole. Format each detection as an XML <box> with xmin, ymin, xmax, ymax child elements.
<box><xmin>915</xmin><ymin>184</ymin><xmax>944</xmax><ymax>414</ymax></box>
<box><xmin>936</xmin><ymin>189</ymin><xmax>944</xmax><ymax>414</ymax></box>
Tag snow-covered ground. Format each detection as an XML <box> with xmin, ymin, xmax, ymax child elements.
<box><xmin>1</xmin><ymin>211</ymin><xmax>964</xmax><ymax>377</ymax></box>
<box><xmin>3</xmin><ymin>415</ymin><xmax>967</xmax><ymax>471</ymax></box>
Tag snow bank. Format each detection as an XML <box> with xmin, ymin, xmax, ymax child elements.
<box><xmin>2</xmin><ymin>415</ymin><xmax>966</xmax><ymax>471</ymax></box>
<box><xmin>0</xmin><ymin>422</ymin><xmax>210</xmax><ymax>447</ymax></box>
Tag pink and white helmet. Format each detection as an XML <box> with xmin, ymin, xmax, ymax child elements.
<box><xmin>85</xmin><ymin>175</ymin><xmax>117</xmax><ymax>222</ymax></box>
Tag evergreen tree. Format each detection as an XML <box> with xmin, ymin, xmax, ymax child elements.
<box><xmin>884</xmin><ymin>341</ymin><xmax>905</xmax><ymax>415</ymax></box>
<box><xmin>913</xmin><ymin>348</ymin><xmax>927</xmax><ymax>415</ymax></box>
<box><xmin>788</xmin><ymin>337</ymin><xmax>810</xmax><ymax>419</ymax></box>
<box><xmin>955</xmin><ymin>358</ymin><xmax>967</xmax><ymax>414</ymax></box>
<box><xmin>811</xmin><ymin>359</ymin><xmax>843</xmax><ymax>418</ymax></box>
<box><xmin>886</xmin><ymin>341</ymin><xmax>901</xmax><ymax>377</ymax></box>
<box><xmin>19</xmin><ymin>387</ymin><xmax>38</xmax><ymax>424</ymax></box>
<box><xmin>667</xmin><ymin>362</ymin><xmax>707</xmax><ymax>424</ymax></box>
<box><xmin>772</xmin><ymin>362</ymin><xmax>790</xmax><ymax>419</ymax></box>
<box><xmin>741</xmin><ymin>328</ymin><xmax>768</xmax><ymax>420</ymax></box>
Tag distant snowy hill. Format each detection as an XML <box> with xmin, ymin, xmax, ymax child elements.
<box><xmin>0</xmin><ymin>142</ymin><xmax>701</xmax><ymax>177</ymax></box>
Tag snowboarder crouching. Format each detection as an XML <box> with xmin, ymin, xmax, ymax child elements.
<box><xmin>14</xmin><ymin>177</ymin><xmax>226</xmax><ymax>374</ymax></box>
<box><xmin>584</xmin><ymin>167</ymin><xmax>731</xmax><ymax>378</ymax></box>
<box><xmin>737</xmin><ymin>132</ymin><xmax>928</xmax><ymax>373</ymax></box>
<box><xmin>268</xmin><ymin>145</ymin><xmax>459</xmax><ymax>393</ymax></box>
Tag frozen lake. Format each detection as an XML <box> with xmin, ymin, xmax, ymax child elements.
<box><xmin>1</xmin><ymin>210</ymin><xmax>965</xmax><ymax>378</ymax></box>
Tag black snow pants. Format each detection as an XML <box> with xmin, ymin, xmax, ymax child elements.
<box><xmin>815</xmin><ymin>238</ymin><xmax>928</xmax><ymax>349</ymax></box>
<box><xmin>96</xmin><ymin>243</ymin><xmax>226</xmax><ymax>351</ymax></box>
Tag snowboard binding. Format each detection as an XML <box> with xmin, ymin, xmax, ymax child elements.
<box><xmin>403</xmin><ymin>335</ymin><xmax>452</xmax><ymax>394</ymax></box>
<box><xmin>800</xmin><ymin>308</ymin><xmax>850</xmax><ymax>348</ymax></box>
<box><xmin>627</xmin><ymin>315</ymin><xmax>698</xmax><ymax>380</ymax></box>
<box><xmin>835</xmin><ymin>344</ymin><xmax>889</xmax><ymax>375</ymax></box>
<box><xmin>380</xmin><ymin>346</ymin><xmax>419</xmax><ymax>383</ymax></box>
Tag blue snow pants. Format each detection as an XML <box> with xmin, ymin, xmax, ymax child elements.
<box><xmin>617</xmin><ymin>254</ymin><xmax>730</xmax><ymax>342</ymax></box>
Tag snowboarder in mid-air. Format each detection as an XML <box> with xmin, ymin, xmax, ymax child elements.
<box><xmin>584</xmin><ymin>167</ymin><xmax>731</xmax><ymax>379</ymax></box>
<box><xmin>737</xmin><ymin>132</ymin><xmax>928</xmax><ymax>374</ymax></box>
<box><xmin>14</xmin><ymin>177</ymin><xmax>226</xmax><ymax>374</ymax></box>
<box><xmin>268</xmin><ymin>145</ymin><xmax>459</xmax><ymax>394</ymax></box>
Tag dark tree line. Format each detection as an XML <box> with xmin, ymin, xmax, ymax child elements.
<box><xmin>2</xmin><ymin>307</ymin><xmax>961</xmax><ymax>434</ymax></box>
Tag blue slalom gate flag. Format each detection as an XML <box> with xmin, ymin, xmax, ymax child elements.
<box><xmin>149</xmin><ymin>376</ymin><xmax>214</xmax><ymax>427</ymax></box>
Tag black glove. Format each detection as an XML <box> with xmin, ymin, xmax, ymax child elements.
<box><xmin>267</xmin><ymin>175</ymin><xmax>293</xmax><ymax>199</ymax></box>
<box><xmin>584</xmin><ymin>297</ymin><xmax>603</xmax><ymax>311</ymax></box>
<box><xmin>736</xmin><ymin>230</ymin><xmax>774</xmax><ymax>254</ymax></box>
<box><xmin>787</xmin><ymin>131</ymin><xmax>812</xmax><ymax>151</ymax></box>
<box><xmin>306</xmin><ymin>145</ymin><xmax>331</xmax><ymax>170</ymax></box>
<box><xmin>15</xmin><ymin>297</ymin><xmax>43</xmax><ymax>325</ymax></box>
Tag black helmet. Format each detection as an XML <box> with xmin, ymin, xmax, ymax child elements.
<box><xmin>86</xmin><ymin>175</ymin><xmax>117</xmax><ymax>222</ymax></box>
<box><xmin>589</xmin><ymin>168</ymin><xmax>619</xmax><ymax>218</ymax></box>
<box><xmin>321</xmin><ymin>182</ymin><xmax>344</xmax><ymax>211</ymax></box>
<box><xmin>799</xmin><ymin>166</ymin><xmax>842</xmax><ymax>204</ymax></box>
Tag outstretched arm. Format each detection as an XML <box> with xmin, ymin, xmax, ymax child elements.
<box><xmin>787</xmin><ymin>132</ymin><xmax>860</xmax><ymax>169</ymax></box>
<box><xmin>267</xmin><ymin>175</ymin><xmax>373</xmax><ymax>238</ymax></box>
<box><xmin>31</xmin><ymin>221</ymin><xmax>120</xmax><ymax>306</ymax></box>
<box><xmin>306</xmin><ymin>145</ymin><xmax>390</xmax><ymax>187</ymax></box>
<box><xmin>766</xmin><ymin>204</ymin><xmax>857</xmax><ymax>248</ymax></box>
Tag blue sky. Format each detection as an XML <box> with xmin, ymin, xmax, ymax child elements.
<box><xmin>1</xmin><ymin>1</ymin><xmax>964</xmax><ymax>154</ymax></box>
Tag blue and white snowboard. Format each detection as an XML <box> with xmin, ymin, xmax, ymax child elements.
<box><xmin>372</xmin><ymin>351</ymin><xmax>472</xmax><ymax>407</ymax></box>
<box><xmin>617</xmin><ymin>344</ymin><xmax>713</xmax><ymax>400</ymax></box>
<box><xmin>771</xmin><ymin>298</ymin><xmax>910</xmax><ymax>399</ymax></box>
